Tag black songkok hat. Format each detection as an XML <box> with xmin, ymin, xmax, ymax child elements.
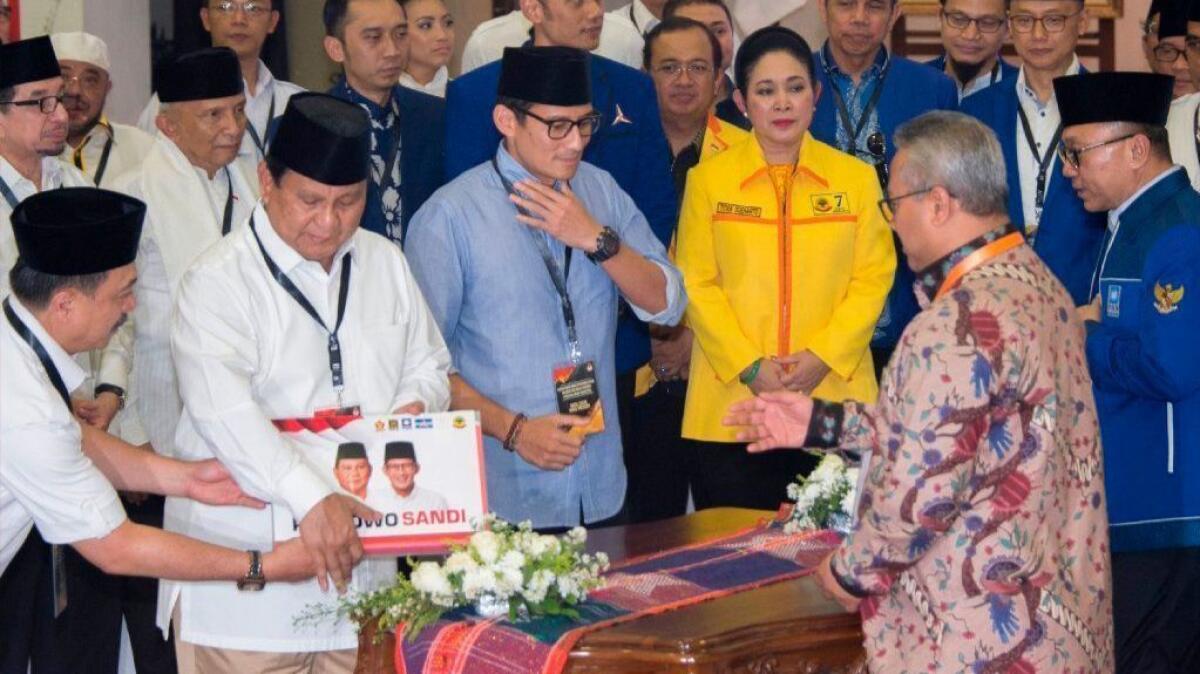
<box><xmin>1055</xmin><ymin>73</ymin><xmax>1175</xmax><ymax>127</ymax></box>
<box><xmin>158</xmin><ymin>47</ymin><xmax>242</xmax><ymax>103</ymax></box>
<box><xmin>12</xmin><ymin>188</ymin><xmax>145</xmax><ymax>276</ymax></box>
<box><xmin>1159</xmin><ymin>0</ymin><xmax>1189</xmax><ymax>38</ymax></box>
<box><xmin>0</xmin><ymin>36</ymin><xmax>61</xmax><ymax>89</ymax></box>
<box><xmin>336</xmin><ymin>442</ymin><xmax>368</xmax><ymax>461</ymax></box>
<box><xmin>1149</xmin><ymin>0</ymin><xmax>1165</xmax><ymax>21</ymax></box>
<box><xmin>268</xmin><ymin>93</ymin><xmax>371</xmax><ymax>186</ymax></box>
<box><xmin>384</xmin><ymin>441</ymin><xmax>416</xmax><ymax>462</ymax></box>
<box><xmin>1189</xmin><ymin>0</ymin><xmax>1200</xmax><ymax>23</ymax></box>
<box><xmin>497</xmin><ymin>46</ymin><xmax>591</xmax><ymax>106</ymax></box>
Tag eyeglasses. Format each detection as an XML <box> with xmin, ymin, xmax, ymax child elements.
<box><xmin>1008</xmin><ymin>12</ymin><xmax>1080</xmax><ymax>34</ymax></box>
<box><xmin>942</xmin><ymin>11</ymin><xmax>1006</xmax><ymax>34</ymax></box>
<box><xmin>520</xmin><ymin>109</ymin><xmax>603</xmax><ymax>140</ymax></box>
<box><xmin>1185</xmin><ymin>36</ymin><xmax>1200</xmax><ymax>56</ymax></box>
<box><xmin>1056</xmin><ymin>134</ymin><xmax>1135</xmax><ymax>169</ymax></box>
<box><xmin>1153</xmin><ymin>43</ymin><xmax>1189</xmax><ymax>63</ymax></box>
<box><xmin>877</xmin><ymin>187</ymin><xmax>933</xmax><ymax>222</ymax></box>
<box><xmin>210</xmin><ymin>1</ymin><xmax>270</xmax><ymax>17</ymax></box>
<box><xmin>652</xmin><ymin>62</ymin><xmax>714</xmax><ymax>79</ymax></box>
<box><xmin>0</xmin><ymin>93</ymin><xmax>65</xmax><ymax>114</ymax></box>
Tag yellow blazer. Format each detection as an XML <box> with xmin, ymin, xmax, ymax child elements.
<box><xmin>676</xmin><ymin>132</ymin><xmax>895</xmax><ymax>441</ymax></box>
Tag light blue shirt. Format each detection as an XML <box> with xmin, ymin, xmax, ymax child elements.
<box><xmin>406</xmin><ymin>143</ymin><xmax>686</xmax><ymax>528</ymax></box>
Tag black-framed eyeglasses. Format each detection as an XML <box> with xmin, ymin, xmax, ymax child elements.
<box><xmin>1184</xmin><ymin>36</ymin><xmax>1200</xmax><ymax>56</ymax></box>
<box><xmin>878</xmin><ymin>187</ymin><xmax>934</xmax><ymax>222</ymax></box>
<box><xmin>521</xmin><ymin>109</ymin><xmax>603</xmax><ymax>140</ymax></box>
<box><xmin>0</xmin><ymin>93</ymin><xmax>65</xmax><ymax>114</ymax></box>
<box><xmin>652</xmin><ymin>62</ymin><xmax>714</xmax><ymax>79</ymax></box>
<box><xmin>1153</xmin><ymin>43</ymin><xmax>1188</xmax><ymax>63</ymax></box>
<box><xmin>942</xmin><ymin>11</ymin><xmax>1006</xmax><ymax>34</ymax></box>
<box><xmin>1008</xmin><ymin>11</ymin><xmax>1080</xmax><ymax>34</ymax></box>
<box><xmin>1057</xmin><ymin>134</ymin><xmax>1136</xmax><ymax>169</ymax></box>
<box><xmin>210</xmin><ymin>1</ymin><xmax>270</xmax><ymax>16</ymax></box>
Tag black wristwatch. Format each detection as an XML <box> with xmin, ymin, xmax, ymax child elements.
<box><xmin>236</xmin><ymin>550</ymin><xmax>266</xmax><ymax>591</ymax></box>
<box><xmin>586</xmin><ymin>226</ymin><xmax>621</xmax><ymax>263</ymax></box>
<box><xmin>94</xmin><ymin>384</ymin><xmax>126</xmax><ymax>410</ymax></box>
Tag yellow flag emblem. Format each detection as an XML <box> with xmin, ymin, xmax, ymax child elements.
<box><xmin>1154</xmin><ymin>282</ymin><xmax>1184</xmax><ymax>314</ymax></box>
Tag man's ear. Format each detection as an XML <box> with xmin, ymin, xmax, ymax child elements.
<box><xmin>324</xmin><ymin>35</ymin><xmax>347</xmax><ymax>65</ymax></box>
<box><xmin>494</xmin><ymin>104</ymin><xmax>518</xmax><ymax>138</ymax></box>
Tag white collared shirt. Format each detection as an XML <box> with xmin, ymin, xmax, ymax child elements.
<box><xmin>1015</xmin><ymin>56</ymin><xmax>1080</xmax><ymax>239</ymax></box>
<box><xmin>615</xmin><ymin>0</ymin><xmax>660</xmax><ymax>35</ymax></box>
<box><xmin>958</xmin><ymin>60</ymin><xmax>1007</xmax><ymax>101</ymax></box>
<box><xmin>1166</xmin><ymin>92</ymin><xmax>1200</xmax><ymax>191</ymax></box>
<box><xmin>459</xmin><ymin>9</ymin><xmax>644</xmax><ymax>73</ymax></box>
<box><xmin>161</xmin><ymin>203</ymin><xmax>451</xmax><ymax>651</ymax></box>
<box><xmin>398</xmin><ymin>65</ymin><xmax>450</xmax><ymax>98</ymax></box>
<box><xmin>0</xmin><ymin>296</ymin><xmax>127</xmax><ymax>575</ymax></box>
<box><xmin>56</xmin><ymin>121</ymin><xmax>155</xmax><ymax>188</ymax></box>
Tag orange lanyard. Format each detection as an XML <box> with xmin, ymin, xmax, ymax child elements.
<box><xmin>934</xmin><ymin>231</ymin><xmax>1025</xmax><ymax>301</ymax></box>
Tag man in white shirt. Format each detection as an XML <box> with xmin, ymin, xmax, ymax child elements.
<box><xmin>0</xmin><ymin>187</ymin><xmax>320</xmax><ymax>674</ymax></box>
<box><xmin>167</xmin><ymin>92</ymin><xmax>451</xmax><ymax>672</ymax></box>
<box><xmin>115</xmin><ymin>47</ymin><xmax>258</xmax><ymax>467</ymax></box>
<box><xmin>378</xmin><ymin>442</ymin><xmax>448</xmax><ymax>512</ymax></box>
<box><xmin>137</xmin><ymin>0</ymin><xmax>304</xmax><ymax>177</ymax></box>
<box><xmin>616</xmin><ymin>0</ymin><xmax>665</xmax><ymax>35</ymax></box>
<box><xmin>51</xmin><ymin>32</ymin><xmax>154</xmax><ymax>189</ymax></box>
<box><xmin>1165</xmin><ymin>0</ymin><xmax>1200</xmax><ymax>189</ymax></box>
<box><xmin>459</xmin><ymin>3</ymin><xmax>644</xmax><ymax>73</ymax></box>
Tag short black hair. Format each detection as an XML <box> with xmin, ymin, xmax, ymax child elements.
<box><xmin>1130</xmin><ymin>122</ymin><xmax>1172</xmax><ymax>161</ymax></box>
<box><xmin>663</xmin><ymin>0</ymin><xmax>733</xmax><ymax>26</ymax></box>
<box><xmin>643</xmin><ymin>16</ymin><xmax>723</xmax><ymax>72</ymax></box>
<box><xmin>734</xmin><ymin>26</ymin><xmax>815</xmax><ymax>95</ymax></box>
<box><xmin>0</xmin><ymin>85</ymin><xmax>13</xmax><ymax>111</ymax></box>
<box><xmin>497</xmin><ymin>95</ymin><xmax>533</xmax><ymax>122</ymax></box>
<box><xmin>323</xmin><ymin>0</ymin><xmax>402</xmax><ymax>38</ymax></box>
<box><xmin>264</xmin><ymin>155</ymin><xmax>289</xmax><ymax>185</ymax></box>
<box><xmin>9</xmin><ymin>258</ymin><xmax>108</xmax><ymax>310</ymax></box>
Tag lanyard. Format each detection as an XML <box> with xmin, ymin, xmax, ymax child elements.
<box><xmin>825</xmin><ymin>57</ymin><xmax>891</xmax><ymax>158</ymax></box>
<box><xmin>1016</xmin><ymin>105</ymin><xmax>1062</xmax><ymax>220</ymax></box>
<box><xmin>249</xmin><ymin>215</ymin><xmax>353</xmax><ymax>398</ymax></box>
<box><xmin>378</xmin><ymin>98</ymin><xmax>403</xmax><ymax>199</ymax></box>
<box><xmin>73</xmin><ymin>126</ymin><xmax>115</xmax><ymax>186</ymax></box>
<box><xmin>246</xmin><ymin>95</ymin><xmax>276</xmax><ymax>158</ymax></box>
<box><xmin>4</xmin><ymin>298</ymin><xmax>71</xmax><ymax>408</ymax></box>
<box><xmin>220</xmin><ymin>168</ymin><xmax>234</xmax><ymax>236</ymax></box>
<box><xmin>0</xmin><ymin>175</ymin><xmax>18</xmax><ymax>209</ymax></box>
<box><xmin>1192</xmin><ymin>103</ymin><xmax>1199</xmax><ymax>173</ymax></box>
<box><xmin>935</xmin><ymin>231</ymin><xmax>1025</xmax><ymax>301</ymax></box>
<box><xmin>491</xmin><ymin>156</ymin><xmax>582</xmax><ymax>362</ymax></box>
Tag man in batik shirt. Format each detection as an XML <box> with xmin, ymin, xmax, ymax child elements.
<box><xmin>727</xmin><ymin>111</ymin><xmax>1113</xmax><ymax>673</ymax></box>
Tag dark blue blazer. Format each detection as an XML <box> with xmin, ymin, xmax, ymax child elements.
<box><xmin>445</xmin><ymin>53</ymin><xmax>678</xmax><ymax>374</ymax></box>
<box><xmin>960</xmin><ymin>77</ymin><xmax>1106</xmax><ymax>306</ymax></box>
<box><xmin>923</xmin><ymin>54</ymin><xmax>1019</xmax><ymax>89</ymax></box>
<box><xmin>811</xmin><ymin>50</ymin><xmax>959</xmax><ymax>350</ymax></box>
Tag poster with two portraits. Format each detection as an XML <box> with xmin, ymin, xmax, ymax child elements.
<box><xmin>271</xmin><ymin>412</ymin><xmax>487</xmax><ymax>555</ymax></box>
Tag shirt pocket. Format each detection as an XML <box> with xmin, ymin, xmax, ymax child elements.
<box><xmin>355</xmin><ymin>324</ymin><xmax>410</xmax><ymax>402</ymax></box>
<box><xmin>1100</xmin><ymin>278</ymin><xmax>1142</xmax><ymax>329</ymax></box>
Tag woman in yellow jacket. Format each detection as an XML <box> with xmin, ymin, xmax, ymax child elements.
<box><xmin>676</xmin><ymin>27</ymin><xmax>896</xmax><ymax>510</ymax></box>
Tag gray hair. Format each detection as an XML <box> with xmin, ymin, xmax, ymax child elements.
<box><xmin>893</xmin><ymin>111</ymin><xmax>1008</xmax><ymax>217</ymax></box>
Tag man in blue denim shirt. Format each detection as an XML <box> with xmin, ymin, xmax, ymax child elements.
<box><xmin>407</xmin><ymin>47</ymin><xmax>685</xmax><ymax>529</ymax></box>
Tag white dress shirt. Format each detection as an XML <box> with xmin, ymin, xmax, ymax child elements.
<box><xmin>1015</xmin><ymin>56</ymin><xmax>1080</xmax><ymax>241</ymax></box>
<box><xmin>160</xmin><ymin>204</ymin><xmax>452</xmax><ymax>652</ymax></box>
<box><xmin>614</xmin><ymin>1</ymin><xmax>660</xmax><ymax>35</ymax></box>
<box><xmin>459</xmin><ymin>10</ymin><xmax>644</xmax><ymax>73</ymax></box>
<box><xmin>1167</xmin><ymin>92</ymin><xmax>1200</xmax><ymax>191</ymax></box>
<box><xmin>112</xmin><ymin>138</ymin><xmax>257</xmax><ymax>453</ymax></box>
<box><xmin>136</xmin><ymin>60</ymin><xmax>305</xmax><ymax>166</ymax></box>
<box><xmin>0</xmin><ymin>297</ymin><xmax>127</xmax><ymax>575</ymax></box>
<box><xmin>398</xmin><ymin>65</ymin><xmax>450</xmax><ymax>98</ymax></box>
<box><xmin>56</xmin><ymin>121</ymin><xmax>155</xmax><ymax>189</ymax></box>
<box><xmin>376</xmin><ymin>485</ymin><xmax>448</xmax><ymax>513</ymax></box>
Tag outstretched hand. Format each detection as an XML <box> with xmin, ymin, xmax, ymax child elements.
<box><xmin>722</xmin><ymin>390</ymin><xmax>815</xmax><ymax>452</ymax></box>
<box><xmin>185</xmin><ymin>459</ymin><xmax>267</xmax><ymax>509</ymax></box>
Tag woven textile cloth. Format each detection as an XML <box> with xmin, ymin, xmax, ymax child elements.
<box><xmin>394</xmin><ymin>525</ymin><xmax>840</xmax><ymax>674</ymax></box>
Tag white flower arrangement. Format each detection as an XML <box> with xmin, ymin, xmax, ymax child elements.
<box><xmin>314</xmin><ymin>514</ymin><xmax>610</xmax><ymax>642</ymax></box>
<box><xmin>784</xmin><ymin>453</ymin><xmax>859</xmax><ymax>534</ymax></box>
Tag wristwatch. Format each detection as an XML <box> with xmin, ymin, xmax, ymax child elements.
<box><xmin>94</xmin><ymin>384</ymin><xmax>126</xmax><ymax>411</ymax></box>
<box><xmin>586</xmin><ymin>226</ymin><xmax>621</xmax><ymax>263</ymax></box>
<box><xmin>236</xmin><ymin>550</ymin><xmax>266</xmax><ymax>591</ymax></box>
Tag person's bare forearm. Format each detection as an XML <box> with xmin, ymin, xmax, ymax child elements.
<box><xmin>79</xmin><ymin>423</ymin><xmax>183</xmax><ymax>495</ymax></box>
<box><xmin>73</xmin><ymin>521</ymin><xmax>258</xmax><ymax>581</ymax></box>
<box><xmin>601</xmin><ymin>247</ymin><xmax>668</xmax><ymax>314</ymax></box>
<box><xmin>450</xmin><ymin>374</ymin><xmax>515</xmax><ymax>441</ymax></box>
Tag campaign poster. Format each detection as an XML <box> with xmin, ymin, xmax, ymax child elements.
<box><xmin>271</xmin><ymin>412</ymin><xmax>488</xmax><ymax>555</ymax></box>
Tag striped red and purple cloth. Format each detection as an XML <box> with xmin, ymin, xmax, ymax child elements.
<box><xmin>394</xmin><ymin>525</ymin><xmax>840</xmax><ymax>674</ymax></box>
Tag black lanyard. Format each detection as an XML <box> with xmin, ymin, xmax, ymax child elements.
<box><xmin>825</xmin><ymin>56</ymin><xmax>891</xmax><ymax>158</ymax></box>
<box><xmin>491</xmin><ymin>155</ymin><xmax>581</xmax><ymax>362</ymax></box>
<box><xmin>1192</xmin><ymin>102</ymin><xmax>1199</xmax><ymax>172</ymax></box>
<box><xmin>246</xmin><ymin>95</ymin><xmax>275</xmax><ymax>158</ymax></box>
<box><xmin>4</xmin><ymin>298</ymin><xmax>71</xmax><ymax>408</ymax></box>
<box><xmin>249</xmin><ymin>215</ymin><xmax>353</xmax><ymax>395</ymax></box>
<box><xmin>0</xmin><ymin>175</ymin><xmax>18</xmax><ymax>209</ymax></box>
<box><xmin>1016</xmin><ymin>105</ymin><xmax>1062</xmax><ymax>219</ymax></box>
<box><xmin>377</xmin><ymin>98</ymin><xmax>403</xmax><ymax>199</ymax></box>
<box><xmin>220</xmin><ymin>168</ymin><xmax>234</xmax><ymax>236</ymax></box>
<box><xmin>73</xmin><ymin>126</ymin><xmax>115</xmax><ymax>186</ymax></box>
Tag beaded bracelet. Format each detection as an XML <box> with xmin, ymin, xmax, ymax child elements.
<box><xmin>502</xmin><ymin>413</ymin><xmax>527</xmax><ymax>452</ymax></box>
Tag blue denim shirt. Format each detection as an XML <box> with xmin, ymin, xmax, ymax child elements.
<box><xmin>406</xmin><ymin>143</ymin><xmax>686</xmax><ymax>528</ymax></box>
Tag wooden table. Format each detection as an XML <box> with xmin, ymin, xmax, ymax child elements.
<box><xmin>357</xmin><ymin>508</ymin><xmax>866</xmax><ymax>674</ymax></box>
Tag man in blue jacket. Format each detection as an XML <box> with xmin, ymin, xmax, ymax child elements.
<box><xmin>925</xmin><ymin>0</ymin><xmax>1017</xmax><ymax>101</ymax></box>
<box><xmin>811</xmin><ymin>0</ymin><xmax>958</xmax><ymax>374</ymax></box>
<box><xmin>1059</xmin><ymin>71</ymin><xmax>1200</xmax><ymax>674</ymax></box>
<box><xmin>445</xmin><ymin>0</ymin><xmax>677</xmax><ymax>457</ymax></box>
<box><xmin>322</xmin><ymin>0</ymin><xmax>445</xmax><ymax>245</ymax></box>
<box><xmin>960</xmin><ymin>0</ymin><xmax>1105</xmax><ymax>306</ymax></box>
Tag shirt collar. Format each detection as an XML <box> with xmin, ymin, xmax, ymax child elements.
<box><xmin>1016</xmin><ymin>55</ymin><xmax>1080</xmax><ymax>110</ymax></box>
<box><xmin>398</xmin><ymin>66</ymin><xmax>449</xmax><ymax>94</ymax></box>
<box><xmin>821</xmin><ymin>41</ymin><xmax>889</xmax><ymax>81</ymax></box>
<box><xmin>6</xmin><ymin>296</ymin><xmax>88</xmax><ymax>394</ymax></box>
<box><xmin>248</xmin><ymin>59</ymin><xmax>275</xmax><ymax>98</ymax></box>
<box><xmin>0</xmin><ymin>154</ymin><xmax>64</xmax><ymax>192</ymax></box>
<box><xmin>252</xmin><ymin>202</ymin><xmax>358</xmax><ymax>276</ymax></box>
<box><xmin>913</xmin><ymin>222</ymin><xmax>1021</xmax><ymax>303</ymax></box>
<box><xmin>493</xmin><ymin>141</ymin><xmax>565</xmax><ymax>191</ymax></box>
<box><xmin>335</xmin><ymin>76</ymin><xmax>396</xmax><ymax>119</ymax></box>
<box><xmin>1108</xmin><ymin>165</ymin><xmax>1184</xmax><ymax>232</ymax></box>
<box><xmin>630</xmin><ymin>0</ymin><xmax>659</xmax><ymax>33</ymax></box>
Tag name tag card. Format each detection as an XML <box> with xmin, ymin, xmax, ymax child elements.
<box><xmin>270</xmin><ymin>412</ymin><xmax>488</xmax><ymax>555</ymax></box>
<box><xmin>554</xmin><ymin>360</ymin><xmax>605</xmax><ymax>438</ymax></box>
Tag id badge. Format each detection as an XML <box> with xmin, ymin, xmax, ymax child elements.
<box><xmin>553</xmin><ymin>360</ymin><xmax>605</xmax><ymax>438</ymax></box>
